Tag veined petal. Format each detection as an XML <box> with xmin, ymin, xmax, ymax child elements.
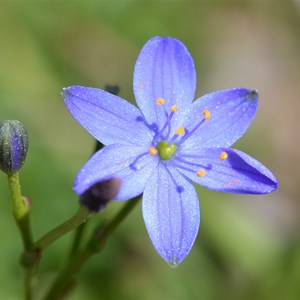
<box><xmin>142</xmin><ymin>163</ymin><xmax>200</xmax><ymax>266</ymax></box>
<box><xmin>62</xmin><ymin>86</ymin><xmax>153</xmax><ymax>146</ymax></box>
<box><xmin>174</xmin><ymin>148</ymin><xmax>277</xmax><ymax>194</ymax></box>
<box><xmin>74</xmin><ymin>144</ymin><xmax>158</xmax><ymax>200</ymax></box>
<box><xmin>133</xmin><ymin>36</ymin><xmax>196</xmax><ymax>128</ymax></box>
<box><xmin>180</xmin><ymin>88</ymin><xmax>258</xmax><ymax>150</ymax></box>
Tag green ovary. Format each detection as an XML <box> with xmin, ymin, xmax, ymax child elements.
<box><xmin>157</xmin><ymin>141</ymin><xmax>177</xmax><ymax>160</ymax></box>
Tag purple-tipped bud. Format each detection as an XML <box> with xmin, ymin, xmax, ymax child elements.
<box><xmin>0</xmin><ymin>120</ymin><xmax>29</xmax><ymax>174</ymax></box>
<box><xmin>80</xmin><ymin>178</ymin><xmax>121</xmax><ymax>213</ymax></box>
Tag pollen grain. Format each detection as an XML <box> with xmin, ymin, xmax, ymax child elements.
<box><xmin>202</xmin><ymin>109</ymin><xmax>211</xmax><ymax>120</ymax></box>
<box><xmin>196</xmin><ymin>169</ymin><xmax>206</xmax><ymax>177</ymax></box>
<box><xmin>156</xmin><ymin>98</ymin><xmax>165</xmax><ymax>105</ymax></box>
<box><xmin>220</xmin><ymin>151</ymin><xmax>228</xmax><ymax>160</ymax></box>
<box><xmin>175</xmin><ymin>126</ymin><xmax>185</xmax><ymax>135</ymax></box>
<box><xmin>171</xmin><ymin>105</ymin><xmax>178</xmax><ymax>112</ymax></box>
<box><xmin>148</xmin><ymin>146</ymin><xmax>158</xmax><ymax>156</ymax></box>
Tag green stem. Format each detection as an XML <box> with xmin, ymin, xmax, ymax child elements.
<box><xmin>19</xmin><ymin>206</ymin><xmax>91</xmax><ymax>299</ymax></box>
<box><xmin>33</xmin><ymin>206</ymin><xmax>91</xmax><ymax>251</ymax></box>
<box><xmin>7</xmin><ymin>172</ymin><xmax>34</xmax><ymax>300</ymax></box>
<box><xmin>97</xmin><ymin>195</ymin><xmax>141</xmax><ymax>245</ymax></box>
<box><xmin>24</xmin><ymin>267</ymin><xmax>35</xmax><ymax>300</ymax></box>
<box><xmin>45</xmin><ymin>246</ymin><xmax>92</xmax><ymax>300</ymax></box>
<box><xmin>69</xmin><ymin>221</ymin><xmax>87</xmax><ymax>256</ymax></box>
<box><xmin>7</xmin><ymin>172</ymin><xmax>33</xmax><ymax>249</ymax></box>
<box><xmin>45</xmin><ymin>196</ymin><xmax>141</xmax><ymax>300</ymax></box>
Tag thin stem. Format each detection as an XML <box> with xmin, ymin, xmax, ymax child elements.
<box><xmin>69</xmin><ymin>221</ymin><xmax>87</xmax><ymax>256</ymax></box>
<box><xmin>33</xmin><ymin>206</ymin><xmax>91</xmax><ymax>251</ymax></box>
<box><xmin>97</xmin><ymin>196</ymin><xmax>141</xmax><ymax>244</ymax></box>
<box><xmin>7</xmin><ymin>172</ymin><xmax>34</xmax><ymax>300</ymax></box>
<box><xmin>44</xmin><ymin>246</ymin><xmax>93</xmax><ymax>300</ymax></box>
<box><xmin>7</xmin><ymin>172</ymin><xmax>33</xmax><ymax>249</ymax></box>
<box><xmin>45</xmin><ymin>196</ymin><xmax>141</xmax><ymax>300</ymax></box>
<box><xmin>23</xmin><ymin>267</ymin><xmax>35</xmax><ymax>300</ymax></box>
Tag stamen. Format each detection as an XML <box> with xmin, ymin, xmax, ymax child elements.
<box><xmin>165</xmin><ymin>165</ymin><xmax>184</xmax><ymax>193</ymax></box>
<box><xmin>148</xmin><ymin>146</ymin><xmax>158</xmax><ymax>156</ymax></box>
<box><xmin>220</xmin><ymin>151</ymin><xmax>228</xmax><ymax>160</ymax></box>
<box><xmin>129</xmin><ymin>152</ymin><xmax>149</xmax><ymax>171</ymax></box>
<box><xmin>177</xmin><ymin>109</ymin><xmax>211</xmax><ymax>146</ymax></box>
<box><xmin>174</xmin><ymin>156</ymin><xmax>209</xmax><ymax>169</ymax></box>
<box><xmin>153</xmin><ymin>104</ymin><xmax>177</xmax><ymax>142</ymax></box>
<box><xmin>196</xmin><ymin>169</ymin><xmax>206</xmax><ymax>177</ymax></box>
<box><xmin>156</xmin><ymin>98</ymin><xmax>165</xmax><ymax>105</ymax></box>
<box><xmin>171</xmin><ymin>105</ymin><xmax>178</xmax><ymax>112</ymax></box>
<box><xmin>172</xmin><ymin>159</ymin><xmax>206</xmax><ymax>178</ymax></box>
<box><xmin>136</xmin><ymin>116</ymin><xmax>158</xmax><ymax>133</ymax></box>
<box><xmin>202</xmin><ymin>109</ymin><xmax>211</xmax><ymax>120</ymax></box>
<box><xmin>175</xmin><ymin>126</ymin><xmax>185</xmax><ymax>135</ymax></box>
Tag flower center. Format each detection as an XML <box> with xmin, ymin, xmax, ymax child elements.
<box><xmin>156</xmin><ymin>141</ymin><xmax>177</xmax><ymax>160</ymax></box>
<box><xmin>136</xmin><ymin>97</ymin><xmax>211</xmax><ymax>166</ymax></box>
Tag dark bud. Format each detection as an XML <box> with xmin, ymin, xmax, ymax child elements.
<box><xmin>0</xmin><ymin>120</ymin><xmax>29</xmax><ymax>174</ymax></box>
<box><xmin>80</xmin><ymin>178</ymin><xmax>121</xmax><ymax>213</ymax></box>
<box><xmin>104</xmin><ymin>85</ymin><xmax>120</xmax><ymax>96</ymax></box>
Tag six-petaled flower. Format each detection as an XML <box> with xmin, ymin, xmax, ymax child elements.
<box><xmin>62</xmin><ymin>36</ymin><xmax>277</xmax><ymax>266</ymax></box>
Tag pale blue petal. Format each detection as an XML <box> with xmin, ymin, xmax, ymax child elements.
<box><xmin>62</xmin><ymin>86</ymin><xmax>153</xmax><ymax>146</ymax></box>
<box><xmin>74</xmin><ymin>144</ymin><xmax>158</xmax><ymax>200</ymax></box>
<box><xmin>174</xmin><ymin>148</ymin><xmax>277</xmax><ymax>194</ymax></box>
<box><xmin>133</xmin><ymin>36</ymin><xmax>196</xmax><ymax>128</ymax></box>
<box><xmin>142</xmin><ymin>163</ymin><xmax>200</xmax><ymax>266</ymax></box>
<box><xmin>180</xmin><ymin>88</ymin><xmax>258</xmax><ymax>150</ymax></box>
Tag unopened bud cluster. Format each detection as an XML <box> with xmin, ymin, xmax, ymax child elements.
<box><xmin>0</xmin><ymin>120</ymin><xmax>29</xmax><ymax>174</ymax></box>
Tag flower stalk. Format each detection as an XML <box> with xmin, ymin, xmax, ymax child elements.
<box><xmin>33</xmin><ymin>206</ymin><xmax>91</xmax><ymax>251</ymax></box>
<box><xmin>44</xmin><ymin>196</ymin><xmax>141</xmax><ymax>300</ymax></box>
<box><xmin>7</xmin><ymin>172</ymin><xmax>34</xmax><ymax>300</ymax></box>
<box><xmin>7</xmin><ymin>172</ymin><xmax>33</xmax><ymax>249</ymax></box>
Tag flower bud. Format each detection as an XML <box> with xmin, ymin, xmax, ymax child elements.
<box><xmin>104</xmin><ymin>84</ymin><xmax>120</xmax><ymax>96</ymax></box>
<box><xmin>80</xmin><ymin>178</ymin><xmax>121</xmax><ymax>213</ymax></box>
<box><xmin>0</xmin><ymin>120</ymin><xmax>29</xmax><ymax>174</ymax></box>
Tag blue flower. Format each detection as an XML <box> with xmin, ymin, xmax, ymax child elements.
<box><xmin>62</xmin><ymin>36</ymin><xmax>277</xmax><ymax>266</ymax></box>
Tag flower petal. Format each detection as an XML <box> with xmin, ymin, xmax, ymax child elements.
<box><xmin>62</xmin><ymin>86</ymin><xmax>153</xmax><ymax>146</ymax></box>
<box><xmin>174</xmin><ymin>148</ymin><xmax>278</xmax><ymax>194</ymax></box>
<box><xmin>142</xmin><ymin>163</ymin><xmax>200</xmax><ymax>266</ymax></box>
<box><xmin>180</xmin><ymin>88</ymin><xmax>258</xmax><ymax>149</ymax></box>
<box><xmin>74</xmin><ymin>144</ymin><xmax>158</xmax><ymax>200</ymax></box>
<box><xmin>133</xmin><ymin>36</ymin><xmax>196</xmax><ymax>127</ymax></box>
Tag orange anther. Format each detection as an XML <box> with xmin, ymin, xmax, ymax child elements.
<box><xmin>220</xmin><ymin>151</ymin><xmax>228</xmax><ymax>160</ymax></box>
<box><xmin>156</xmin><ymin>98</ymin><xmax>165</xmax><ymax>105</ymax></box>
<box><xmin>148</xmin><ymin>147</ymin><xmax>158</xmax><ymax>156</ymax></box>
<box><xmin>196</xmin><ymin>169</ymin><xmax>206</xmax><ymax>177</ymax></box>
<box><xmin>175</xmin><ymin>127</ymin><xmax>185</xmax><ymax>135</ymax></box>
<box><xmin>171</xmin><ymin>105</ymin><xmax>178</xmax><ymax>112</ymax></box>
<box><xmin>202</xmin><ymin>109</ymin><xmax>211</xmax><ymax>120</ymax></box>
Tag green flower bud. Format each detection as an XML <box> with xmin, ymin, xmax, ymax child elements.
<box><xmin>0</xmin><ymin>120</ymin><xmax>29</xmax><ymax>174</ymax></box>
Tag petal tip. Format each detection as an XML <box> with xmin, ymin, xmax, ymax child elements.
<box><xmin>268</xmin><ymin>179</ymin><xmax>278</xmax><ymax>193</ymax></box>
<box><xmin>168</xmin><ymin>261</ymin><xmax>179</xmax><ymax>269</ymax></box>
<box><xmin>61</xmin><ymin>86</ymin><xmax>73</xmax><ymax>100</ymax></box>
<box><xmin>246</xmin><ymin>89</ymin><xmax>259</xmax><ymax>101</ymax></box>
<box><xmin>166</xmin><ymin>254</ymin><xmax>186</xmax><ymax>268</ymax></box>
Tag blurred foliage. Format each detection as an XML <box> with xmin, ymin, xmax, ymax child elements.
<box><xmin>0</xmin><ymin>0</ymin><xmax>299</xmax><ymax>299</ymax></box>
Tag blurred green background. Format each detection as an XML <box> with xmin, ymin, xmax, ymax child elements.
<box><xmin>0</xmin><ymin>0</ymin><xmax>299</xmax><ymax>299</ymax></box>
